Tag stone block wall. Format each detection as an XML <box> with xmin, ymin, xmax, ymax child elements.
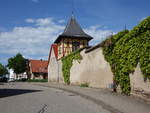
<box><xmin>48</xmin><ymin>47</ymin><xmax>64</xmax><ymax>83</ymax></box>
<box><xmin>130</xmin><ymin>65</ymin><xmax>150</xmax><ymax>95</ymax></box>
<box><xmin>70</xmin><ymin>48</ymin><xmax>114</xmax><ymax>88</ymax></box>
<box><xmin>48</xmin><ymin>43</ymin><xmax>150</xmax><ymax>95</ymax></box>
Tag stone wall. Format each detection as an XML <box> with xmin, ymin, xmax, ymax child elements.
<box><xmin>48</xmin><ymin>45</ymin><xmax>114</xmax><ymax>88</ymax></box>
<box><xmin>48</xmin><ymin>48</ymin><xmax>64</xmax><ymax>83</ymax></box>
<box><xmin>70</xmin><ymin>47</ymin><xmax>114</xmax><ymax>88</ymax></box>
<box><xmin>48</xmin><ymin>43</ymin><xmax>150</xmax><ymax>95</ymax></box>
<box><xmin>48</xmin><ymin>48</ymin><xmax>59</xmax><ymax>82</ymax></box>
<box><xmin>57</xmin><ymin>60</ymin><xmax>64</xmax><ymax>83</ymax></box>
<box><xmin>130</xmin><ymin>64</ymin><xmax>150</xmax><ymax>95</ymax></box>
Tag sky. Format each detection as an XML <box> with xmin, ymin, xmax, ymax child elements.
<box><xmin>0</xmin><ymin>0</ymin><xmax>149</xmax><ymax>65</ymax></box>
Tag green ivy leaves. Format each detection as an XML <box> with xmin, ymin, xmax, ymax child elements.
<box><xmin>62</xmin><ymin>49</ymin><xmax>83</xmax><ymax>84</ymax></box>
<box><xmin>103</xmin><ymin>16</ymin><xmax>150</xmax><ymax>95</ymax></box>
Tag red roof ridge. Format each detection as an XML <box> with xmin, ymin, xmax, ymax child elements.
<box><xmin>29</xmin><ymin>59</ymin><xmax>48</xmax><ymax>73</ymax></box>
<box><xmin>48</xmin><ymin>44</ymin><xmax>58</xmax><ymax>64</ymax></box>
<box><xmin>29</xmin><ymin>59</ymin><xmax>48</xmax><ymax>62</ymax></box>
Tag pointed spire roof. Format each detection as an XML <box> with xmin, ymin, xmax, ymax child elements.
<box><xmin>54</xmin><ymin>16</ymin><xmax>93</xmax><ymax>43</ymax></box>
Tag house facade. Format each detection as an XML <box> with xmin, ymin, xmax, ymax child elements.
<box><xmin>9</xmin><ymin>69</ymin><xmax>28</xmax><ymax>81</ymax></box>
<box><xmin>28</xmin><ymin>59</ymin><xmax>48</xmax><ymax>79</ymax></box>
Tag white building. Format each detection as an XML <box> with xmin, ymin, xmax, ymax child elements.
<box><xmin>9</xmin><ymin>69</ymin><xmax>27</xmax><ymax>80</ymax></box>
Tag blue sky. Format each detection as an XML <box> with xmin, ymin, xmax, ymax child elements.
<box><xmin>0</xmin><ymin>0</ymin><xmax>149</xmax><ymax>64</ymax></box>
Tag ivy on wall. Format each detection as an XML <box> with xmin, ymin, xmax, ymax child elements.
<box><xmin>103</xmin><ymin>16</ymin><xmax>150</xmax><ymax>95</ymax></box>
<box><xmin>62</xmin><ymin>49</ymin><xmax>83</xmax><ymax>84</ymax></box>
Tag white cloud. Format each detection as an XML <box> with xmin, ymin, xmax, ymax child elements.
<box><xmin>36</xmin><ymin>18</ymin><xmax>54</xmax><ymax>26</ymax></box>
<box><xmin>0</xmin><ymin>17</ymin><xmax>113</xmax><ymax>64</ymax></box>
<box><xmin>25</xmin><ymin>18</ymin><xmax>35</xmax><ymax>23</ymax></box>
<box><xmin>31</xmin><ymin>0</ymin><xmax>39</xmax><ymax>3</ymax></box>
<box><xmin>58</xmin><ymin>19</ymin><xmax>65</xmax><ymax>24</ymax></box>
<box><xmin>0</xmin><ymin>18</ymin><xmax>64</xmax><ymax>62</ymax></box>
<box><xmin>84</xmin><ymin>25</ymin><xmax>112</xmax><ymax>45</ymax></box>
<box><xmin>26</xmin><ymin>18</ymin><xmax>56</xmax><ymax>27</ymax></box>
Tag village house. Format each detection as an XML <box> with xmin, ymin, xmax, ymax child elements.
<box><xmin>28</xmin><ymin>59</ymin><xmax>48</xmax><ymax>80</ymax></box>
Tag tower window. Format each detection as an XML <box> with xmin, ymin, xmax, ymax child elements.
<box><xmin>67</xmin><ymin>41</ymin><xmax>70</xmax><ymax>47</ymax></box>
<box><xmin>72</xmin><ymin>42</ymin><xmax>80</xmax><ymax>52</ymax></box>
<box><xmin>59</xmin><ymin>47</ymin><xmax>61</xmax><ymax>54</ymax></box>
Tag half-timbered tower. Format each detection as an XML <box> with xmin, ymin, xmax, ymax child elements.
<box><xmin>54</xmin><ymin>15</ymin><xmax>93</xmax><ymax>59</ymax></box>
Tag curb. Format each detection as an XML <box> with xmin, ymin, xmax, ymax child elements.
<box><xmin>35</xmin><ymin>83</ymin><xmax>122</xmax><ymax>113</ymax></box>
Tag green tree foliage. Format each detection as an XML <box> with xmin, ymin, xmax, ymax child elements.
<box><xmin>7</xmin><ymin>53</ymin><xmax>27</xmax><ymax>74</ymax></box>
<box><xmin>103</xmin><ymin>16</ymin><xmax>150</xmax><ymax>95</ymax></box>
<box><xmin>62</xmin><ymin>49</ymin><xmax>83</xmax><ymax>84</ymax></box>
<box><xmin>0</xmin><ymin>63</ymin><xmax>8</xmax><ymax>76</ymax></box>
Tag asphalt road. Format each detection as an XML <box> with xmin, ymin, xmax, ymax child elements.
<box><xmin>0</xmin><ymin>82</ymin><xmax>110</xmax><ymax>113</ymax></box>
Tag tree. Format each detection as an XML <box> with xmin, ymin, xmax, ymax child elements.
<box><xmin>0</xmin><ymin>63</ymin><xmax>8</xmax><ymax>76</ymax></box>
<box><xmin>7</xmin><ymin>53</ymin><xmax>27</xmax><ymax>75</ymax></box>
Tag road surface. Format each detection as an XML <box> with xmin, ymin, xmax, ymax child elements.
<box><xmin>0</xmin><ymin>82</ymin><xmax>110</xmax><ymax>113</ymax></box>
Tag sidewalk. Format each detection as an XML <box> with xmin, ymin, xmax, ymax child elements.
<box><xmin>32</xmin><ymin>83</ymin><xmax>150</xmax><ymax>113</ymax></box>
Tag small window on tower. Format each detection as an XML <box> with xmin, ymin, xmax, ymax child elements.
<box><xmin>59</xmin><ymin>47</ymin><xmax>61</xmax><ymax>54</ymax></box>
<box><xmin>72</xmin><ymin>42</ymin><xmax>80</xmax><ymax>52</ymax></box>
<box><xmin>67</xmin><ymin>41</ymin><xmax>69</xmax><ymax>46</ymax></box>
<box><xmin>83</xmin><ymin>42</ymin><xmax>85</xmax><ymax>47</ymax></box>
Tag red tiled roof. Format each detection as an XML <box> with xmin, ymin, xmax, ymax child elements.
<box><xmin>48</xmin><ymin>44</ymin><xmax>58</xmax><ymax>63</ymax></box>
<box><xmin>29</xmin><ymin>59</ymin><xmax>48</xmax><ymax>73</ymax></box>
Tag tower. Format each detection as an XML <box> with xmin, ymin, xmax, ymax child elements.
<box><xmin>54</xmin><ymin>15</ymin><xmax>93</xmax><ymax>59</ymax></box>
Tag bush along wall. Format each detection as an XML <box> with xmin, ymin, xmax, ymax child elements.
<box><xmin>103</xmin><ymin>16</ymin><xmax>150</xmax><ymax>95</ymax></box>
<box><xmin>61</xmin><ymin>49</ymin><xmax>83</xmax><ymax>84</ymax></box>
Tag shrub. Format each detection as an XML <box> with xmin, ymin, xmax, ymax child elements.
<box><xmin>80</xmin><ymin>83</ymin><xmax>89</xmax><ymax>87</ymax></box>
<box><xmin>27</xmin><ymin>79</ymin><xmax>48</xmax><ymax>82</ymax></box>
